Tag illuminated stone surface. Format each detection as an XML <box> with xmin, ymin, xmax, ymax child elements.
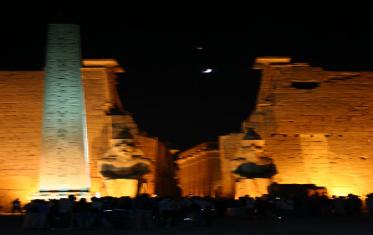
<box><xmin>0</xmin><ymin>71</ymin><xmax>44</xmax><ymax>207</ymax></box>
<box><xmin>0</xmin><ymin>72</ymin><xmax>177</xmax><ymax>205</ymax></box>
<box><xmin>39</xmin><ymin>24</ymin><xmax>89</xmax><ymax>192</ymax></box>
<box><xmin>177</xmin><ymin>142</ymin><xmax>221</xmax><ymax>197</ymax></box>
<box><xmin>178</xmin><ymin>57</ymin><xmax>373</xmax><ymax>198</ymax></box>
<box><xmin>247</xmin><ymin>57</ymin><xmax>373</xmax><ymax>197</ymax></box>
<box><xmin>219</xmin><ymin>134</ymin><xmax>243</xmax><ymax>198</ymax></box>
<box><xmin>219</xmin><ymin>133</ymin><xmax>273</xmax><ymax>198</ymax></box>
<box><xmin>0</xmin><ymin>22</ymin><xmax>178</xmax><ymax>207</ymax></box>
<box><xmin>0</xmin><ymin>67</ymin><xmax>177</xmax><ymax>209</ymax></box>
<box><xmin>0</xmin><ymin>70</ymin><xmax>86</xmax><ymax>206</ymax></box>
<box><xmin>0</xmin><ymin>54</ymin><xmax>133</xmax><ymax>207</ymax></box>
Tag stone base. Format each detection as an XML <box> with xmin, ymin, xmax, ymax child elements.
<box><xmin>30</xmin><ymin>190</ymin><xmax>94</xmax><ymax>201</ymax></box>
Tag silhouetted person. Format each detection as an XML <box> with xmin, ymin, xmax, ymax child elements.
<box><xmin>12</xmin><ymin>198</ymin><xmax>22</xmax><ymax>213</ymax></box>
<box><xmin>366</xmin><ymin>194</ymin><xmax>373</xmax><ymax>215</ymax></box>
<box><xmin>57</xmin><ymin>196</ymin><xmax>75</xmax><ymax>228</ymax></box>
<box><xmin>74</xmin><ymin>198</ymin><xmax>91</xmax><ymax>228</ymax></box>
<box><xmin>133</xmin><ymin>194</ymin><xmax>154</xmax><ymax>229</ymax></box>
<box><xmin>158</xmin><ymin>197</ymin><xmax>176</xmax><ymax>227</ymax></box>
<box><xmin>90</xmin><ymin>197</ymin><xmax>103</xmax><ymax>227</ymax></box>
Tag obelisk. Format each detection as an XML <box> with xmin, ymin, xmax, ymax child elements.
<box><xmin>39</xmin><ymin>24</ymin><xmax>90</xmax><ymax>192</ymax></box>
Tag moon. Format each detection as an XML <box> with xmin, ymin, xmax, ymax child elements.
<box><xmin>201</xmin><ymin>68</ymin><xmax>213</xmax><ymax>74</ymax></box>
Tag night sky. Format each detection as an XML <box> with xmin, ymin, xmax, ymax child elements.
<box><xmin>1</xmin><ymin>6</ymin><xmax>372</xmax><ymax>149</ymax></box>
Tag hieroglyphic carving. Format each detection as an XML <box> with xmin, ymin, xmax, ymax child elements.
<box><xmin>39</xmin><ymin>24</ymin><xmax>90</xmax><ymax>191</ymax></box>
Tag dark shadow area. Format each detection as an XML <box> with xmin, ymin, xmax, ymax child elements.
<box><xmin>101</xmin><ymin>163</ymin><xmax>150</xmax><ymax>180</ymax></box>
<box><xmin>291</xmin><ymin>81</ymin><xmax>320</xmax><ymax>90</ymax></box>
<box><xmin>233</xmin><ymin>161</ymin><xmax>277</xmax><ymax>179</ymax></box>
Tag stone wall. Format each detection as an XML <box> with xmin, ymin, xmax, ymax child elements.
<box><xmin>219</xmin><ymin>132</ymin><xmax>273</xmax><ymax>198</ymax></box>
<box><xmin>154</xmin><ymin>143</ymin><xmax>178</xmax><ymax>197</ymax></box>
<box><xmin>82</xmin><ymin>67</ymin><xmax>113</xmax><ymax>195</ymax></box>
<box><xmin>177</xmin><ymin>142</ymin><xmax>221</xmax><ymax>197</ymax></box>
<box><xmin>133</xmin><ymin>134</ymin><xmax>158</xmax><ymax>195</ymax></box>
<box><xmin>248</xmin><ymin>58</ymin><xmax>373</xmax><ymax>197</ymax></box>
<box><xmin>0</xmin><ymin>61</ymin><xmax>120</xmax><ymax>208</ymax></box>
<box><xmin>0</xmin><ymin>71</ymin><xmax>44</xmax><ymax>208</ymax></box>
<box><xmin>219</xmin><ymin>134</ymin><xmax>243</xmax><ymax>198</ymax></box>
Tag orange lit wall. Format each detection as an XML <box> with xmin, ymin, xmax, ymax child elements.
<box><xmin>219</xmin><ymin>134</ymin><xmax>272</xmax><ymax>198</ymax></box>
<box><xmin>103</xmin><ymin>179</ymin><xmax>138</xmax><ymax>197</ymax></box>
<box><xmin>82</xmin><ymin>66</ymin><xmax>113</xmax><ymax>195</ymax></box>
<box><xmin>97</xmin><ymin>131</ymin><xmax>176</xmax><ymax>197</ymax></box>
<box><xmin>177</xmin><ymin>142</ymin><xmax>221</xmax><ymax>197</ymax></box>
<box><xmin>0</xmin><ymin>71</ymin><xmax>44</xmax><ymax>208</ymax></box>
<box><xmin>154</xmin><ymin>141</ymin><xmax>179</xmax><ymax>197</ymax></box>
<box><xmin>133</xmin><ymin>135</ymin><xmax>158</xmax><ymax>195</ymax></box>
<box><xmin>0</xmin><ymin>61</ymin><xmax>123</xmax><ymax>209</ymax></box>
<box><xmin>249</xmin><ymin>58</ymin><xmax>373</xmax><ymax>197</ymax></box>
<box><xmin>219</xmin><ymin>134</ymin><xmax>243</xmax><ymax>198</ymax></box>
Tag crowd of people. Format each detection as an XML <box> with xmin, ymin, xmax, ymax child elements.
<box><xmin>15</xmin><ymin>192</ymin><xmax>373</xmax><ymax>230</ymax></box>
<box><xmin>21</xmin><ymin>194</ymin><xmax>215</xmax><ymax>229</ymax></box>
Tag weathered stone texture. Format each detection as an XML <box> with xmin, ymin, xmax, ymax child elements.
<box><xmin>0</xmin><ymin>64</ymin><xmax>117</xmax><ymax>208</ymax></box>
<box><xmin>154</xmin><ymin>143</ymin><xmax>178</xmax><ymax>197</ymax></box>
<box><xmin>82</xmin><ymin>68</ymin><xmax>113</xmax><ymax>194</ymax></box>
<box><xmin>134</xmin><ymin>135</ymin><xmax>158</xmax><ymax>195</ymax></box>
<box><xmin>0</xmin><ymin>71</ymin><xmax>44</xmax><ymax>207</ymax></box>
<box><xmin>249</xmin><ymin>59</ymin><xmax>373</xmax><ymax>196</ymax></box>
<box><xmin>219</xmin><ymin>134</ymin><xmax>244</xmax><ymax>198</ymax></box>
<box><xmin>177</xmin><ymin>142</ymin><xmax>221</xmax><ymax>197</ymax></box>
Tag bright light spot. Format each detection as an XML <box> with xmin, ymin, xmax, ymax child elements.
<box><xmin>103</xmin><ymin>179</ymin><xmax>138</xmax><ymax>197</ymax></box>
<box><xmin>330</xmin><ymin>187</ymin><xmax>356</xmax><ymax>197</ymax></box>
<box><xmin>201</xmin><ymin>68</ymin><xmax>213</xmax><ymax>74</ymax></box>
<box><xmin>196</xmin><ymin>46</ymin><xmax>204</xmax><ymax>50</ymax></box>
